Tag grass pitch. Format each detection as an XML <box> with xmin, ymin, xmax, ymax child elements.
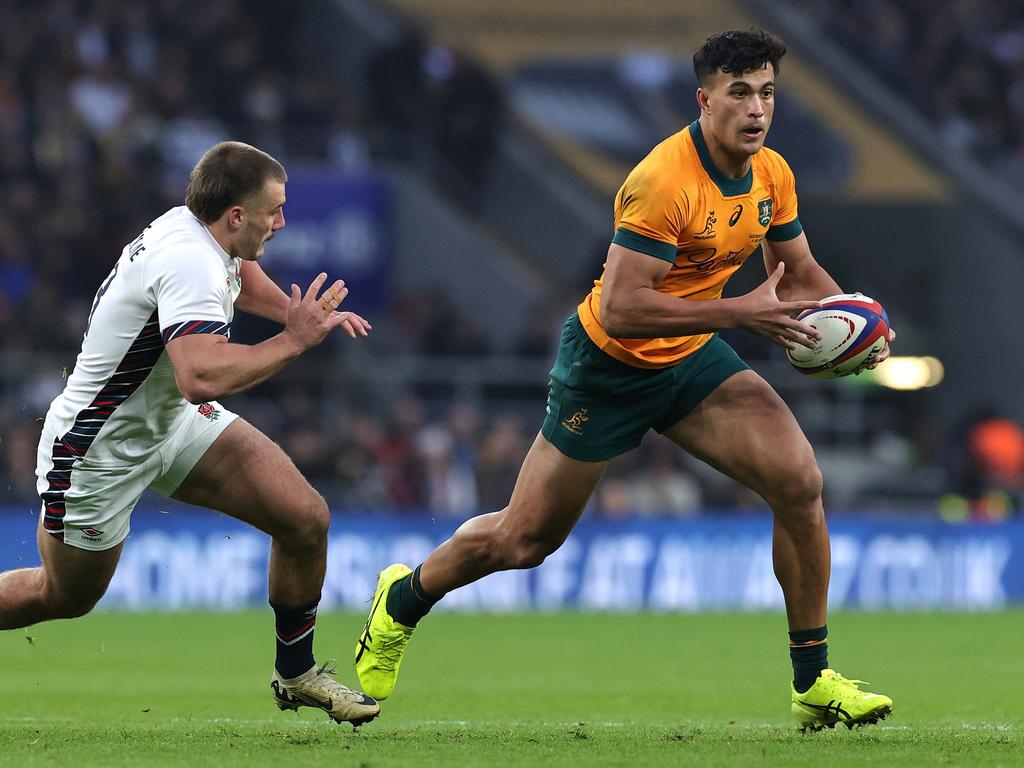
<box><xmin>3</xmin><ymin>611</ymin><xmax>1022</xmax><ymax>767</ymax></box>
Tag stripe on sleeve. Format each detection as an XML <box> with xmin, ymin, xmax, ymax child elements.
<box><xmin>162</xmin><ymin>320</ymin><xmax>232</xmax><ymax>344</ymax></box>
<box><xmin>766</xmin><ymin>218</ymin><xmax>803</xmax><ymax>242</ymax></box>
<box><xmin>611</xmin><ymin>227</ymin><xmax>678</xmax><ymax>263</ymax></box>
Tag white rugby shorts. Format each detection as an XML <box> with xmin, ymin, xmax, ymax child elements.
<box><xmin>35</xmin><ymin>401</ymin><xmax>238</xmax><ymax>551</ymax></box>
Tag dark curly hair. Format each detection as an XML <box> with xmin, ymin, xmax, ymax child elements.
<box><xmin>692</xmin><ymin>29</ymin><xmax>787</xmax><ymax>86</ymax></box>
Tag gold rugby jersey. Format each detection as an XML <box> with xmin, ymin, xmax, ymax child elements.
<box><xmin>578</xmin><ymin>120</ymin><xmax>803</xmax><ymax>368</ymax></box>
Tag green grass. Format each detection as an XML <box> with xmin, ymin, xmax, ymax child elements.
<box><xmin>3</xmin><ymin>611</ymin><xmax>1023</xmax><ymax>767</ymax></box>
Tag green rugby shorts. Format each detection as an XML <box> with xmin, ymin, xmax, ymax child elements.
<box><xmin>540</xmin><ymin>313</ymin><xmax>750</xmax><ymax>462</ymax></box>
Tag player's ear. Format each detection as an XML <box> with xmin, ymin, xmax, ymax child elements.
<box><xmin>696</xmin><ymin>87</ymin><xmax>710</xmax><ymax>114</ymax></box>
<box><xmin>226</xmin><ymin>205</ymin><xmax>244</xmax><ymax>231</ymax></box>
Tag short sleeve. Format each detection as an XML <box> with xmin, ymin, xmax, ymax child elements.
<box><xmin>144</xmin><ymin>247</ymin><xmax>232</xmax><ymax>343</ymax></box>
<box><xmin>766</xmin><ymin>152</ymin><xmax>803</xmax><ymax>242</ymax></box>
<box><xmin>612</xmin><ymin>171</ymin><xmax>686</xmax><ymax>263</ymax></box>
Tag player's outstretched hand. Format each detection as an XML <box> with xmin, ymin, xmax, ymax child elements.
<box><xmin>738</xmin><ymin>263</ymin><xmax>823</xmax><ymax>350</ymax></box>
<box><xmin>330</xmin><ymin>310</ymin><xmax>373</xmax><ymax>339</ymax></box>
<box><xmin>284</xmin><ymin>272</ymin><xmax>372</xmax><ymax>350</ymax></box>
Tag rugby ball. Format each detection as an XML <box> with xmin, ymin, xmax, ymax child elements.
<box><xmin>786</xmin><ymin>294</ymin><xmax>890</xmax><ymax>378</ymax></box>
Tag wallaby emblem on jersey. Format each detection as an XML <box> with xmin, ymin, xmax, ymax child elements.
<box><xmin>694</xmin><ymin>211</ymin><xmax>717</xmax><ymax>240</ymax></box>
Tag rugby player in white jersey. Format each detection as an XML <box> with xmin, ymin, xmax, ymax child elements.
<box><xmin>0</xmin><ymin>141</ymin><xmax>380</xmax><ymax>727</ymax></box>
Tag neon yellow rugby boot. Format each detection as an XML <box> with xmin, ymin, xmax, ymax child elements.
<box><xmin>791</xmin><ymin>669</ymin><xmax>893</xmax><ymax>731</ymax></box>
<box><xmin>354</xmin><ymin>563</ymin><xmax>416</xmax><ymax>700</ymax></box>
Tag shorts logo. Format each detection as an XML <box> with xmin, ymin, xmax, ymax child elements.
<box><xmin>562</xmin><ymin>408</ymin><xmax>589</xmax><ymax>435</ymax></box>
<box><xmin>81</xmin><ymin>528</ymin><xmax>104</xmax><ymax>542</ymax></box>
<box><xmin>757</xmin><ymin>199</ymin><xmax>773</xmax><ymax>227</ymax></box>
<box><xmin>197</xmin><ymin>403</ymin><xmax>220</xmax><ymax>421</ymax></box>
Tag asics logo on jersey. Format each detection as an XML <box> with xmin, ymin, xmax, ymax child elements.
<box><xmin>729</xmin><ymin>204</ymin><xmax>743</xmax><ymax>227</ymax></box>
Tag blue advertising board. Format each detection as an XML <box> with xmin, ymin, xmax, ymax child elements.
<box><xmin>263</xmin><ymin>170</ymin><xmax>391</xmax><ymax>312</ymax></box>
<box><xmin>1</xmin><ymin>508</ymin><xmax>1020</xmax><ymax>612</ymax></box>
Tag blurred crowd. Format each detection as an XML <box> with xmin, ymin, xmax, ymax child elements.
<box><xmin>240</xmin><ymin>394</ymin><xmax>711</xmax><ymax>519</ymax></box>
<box><xmin>0</xmin><ymin>0</ymin><xmax>505</xmax><ymax>360</ymax></box>
<box><xmin>0</xmin><ymin>0</ymin><xmax>356</xmax><ymax>359</ymax></box>
<box><xmin>2</xmin><ymin>1</ymin><xmax>1022</xmax><ymax>521</ymax></box>
<box><xmin>0</xmin><ymin>0</ymin><xmax>691</xmax><ymax>520</ymax></box>
<box><xmin>797</xmin><ymin>0</ymin><xmax>1024</xmax><ymax>184</ymax></box>
<box><xmin>0</xmin><ymin>379</ymin><xmax>711</xmax><ymax>518</ymax></box>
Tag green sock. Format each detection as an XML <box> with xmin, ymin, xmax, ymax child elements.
<box><xmin>789</xmin><ymin>625</ymin><xmax>828</xmax><ymax>693</ymax></box>
<box><xmin>385</xmin><ymin>565</ymin><xmax>439</xmax><ymax>627</ymax></box>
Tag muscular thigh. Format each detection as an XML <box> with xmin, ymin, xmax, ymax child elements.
<box><xmin>170</xmin><ymin>419</ymin><xmax>321</xmax><ymax>537</ymax></box>
<box><xmin>661</xmin><ymin>369</ymin><xmax>815</xmax><ymax>496</ymax></box>
<box><xmin>499</xmin><ymin>433</ymin><xmax>609</xmax><ymax>545</ymax></box>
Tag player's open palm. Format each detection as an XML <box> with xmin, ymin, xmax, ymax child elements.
<box><xmin>739</xmin><ymin>263</ymin><xmax>822</xmax><ymax>350</ymax></box>
<box><xmin>284</xmin><ymin>272</ymin><xmax>372</xmax><ymax>351</ymax></box>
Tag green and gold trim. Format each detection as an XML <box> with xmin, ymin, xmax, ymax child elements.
<box><xmin>612</xmin><ymin>227</ymin><xmax>677</xmax><ymax>263</ymax></box>
<box><xmin>689</xmin><ymin>120</ymin><xmax>753</xmax><ymax>197</ymax></box>
<box><xmin>766</xmin><ymin>218</ymin><xmax>803</xmax><ymax>241</ymax></box>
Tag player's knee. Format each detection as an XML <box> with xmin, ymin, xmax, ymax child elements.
<box><xmin>305</xmin><ymin>493</ymin><xmax>331</xmax><ymax>540</ymax></box>
<box><xmin>768</xmin><ymin>456</ymin><xmax>824</xmax><ymax>511</ymax></box>
<box><xmin>288</xmin><ymin>492</ymin><xmax>330</xmax><ymax>546</ymax></box>
<box><xmin>506</xmin><ymin>535</ymin><xmax>556</xmax><ymax>570</ymax></box>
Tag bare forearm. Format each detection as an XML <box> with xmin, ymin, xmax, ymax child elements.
<box><xmin>775</xmin><ymin>262</ymin><xmax>841</xmax><ymax>303</ymax></box>
<box><xmin>237</xmin><ymin>263</ymin><xmax>289</xmax><ymax>324</ymax></box>
<box><xmin>602</xmin><ymin>287</ymin><xmax>743</xmax><ymax>339</ymax></box>
<box><xmin>178</xmin><ymin>333</ymin><xmax>303</xmax><ymax>403</ymax></box>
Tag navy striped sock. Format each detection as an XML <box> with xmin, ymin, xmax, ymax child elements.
<box><xmin>272</xmin><ymin>597</ymin><xmax>319</xmax><ymax>679</ymax></box>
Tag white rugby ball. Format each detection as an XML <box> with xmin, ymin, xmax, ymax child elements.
<box><xmin>786</xmin><ymin>293</ymin><xmax>890</xmax><ymax>379</ymax></box>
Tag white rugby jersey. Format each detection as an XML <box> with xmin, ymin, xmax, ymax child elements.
<box><xmin>40</xmin><ymin>207</ymin><xmax>241</xmax><ymax>534</ymax></box>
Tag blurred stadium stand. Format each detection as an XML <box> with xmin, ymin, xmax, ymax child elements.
<box><xmin>1</xmin><ymin>0</ymin><xmax>1022</xmax><ymax>522</ymax></box>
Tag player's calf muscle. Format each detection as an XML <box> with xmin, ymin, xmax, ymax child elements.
<box><xmin>0</xmin><ymin>567</ymin><xmax>97</xmax><ymax>628</ymax></box>
<box><xmin>464</xmin><ymin>517</ymin><xmax>557</xmax><ymax>570</ymax></box>
<box><xmin>0</xmin><ymin>568</ymin><xmax>43</xmax><ymax>629</ymax></box>
<box><xmin>502</xmin><ymin>531</ymin><xmax>558</xmax><ymax>569</ymax></box>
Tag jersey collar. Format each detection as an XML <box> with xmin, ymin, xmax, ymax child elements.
<box><xmin>688</xmin><ymin>120</ymin><xmax>753</xmax><ymax>197</ymax></box>
<box><xmin>188</xmin><ymin>208</ymin><xmax>236</xmax><ymax>266</ymax></box>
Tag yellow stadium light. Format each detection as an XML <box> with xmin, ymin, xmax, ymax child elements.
<box><xmin>871</xmin><ymin>356</ymin><xmax>944</xmax><ymax>390</ymax></box>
